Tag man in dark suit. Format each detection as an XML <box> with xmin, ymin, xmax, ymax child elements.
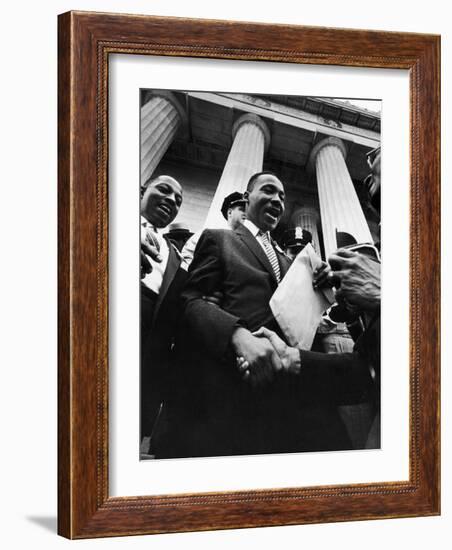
<box><xmin>161</xmin><ymin>172</ymin><xmax>357</xmax><ymax>458</ymax></box>
<box><xmin>250</xmin><ymin>147</ymin><xmax>382</xmax><ymax>449</ymax></box>
<box><xmin>140</xmin><ymin>175</ymin><xmax>188</xmax><ymax>457</ymax></box>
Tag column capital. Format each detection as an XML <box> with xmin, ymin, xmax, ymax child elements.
<box><xmin>142</xmin><ymin>90</ymin><xmax>188</xmax><ymax>128</ymax></box>
<box><xmin>232</xmin><ymin>113</ymin><xmax>271</xmax><ymax>152</ymax></box>
<box><xmin>290</xmin><ymin>205</ymin><xmax>320</xmax><ymax>223</ymax></box>
<box><xmin>308</xmin><ymin>136</ymin><xmax>347</xmax><ymax>173</ymax></box>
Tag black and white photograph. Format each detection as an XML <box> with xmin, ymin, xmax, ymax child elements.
<box><xmin>139</xmin><ymin>89</ymin><xmax>382</xmax><ymax>460</ymax></box>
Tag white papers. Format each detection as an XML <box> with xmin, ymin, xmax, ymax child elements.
<box><xmin>270</xmin><ymin>244</ymin><xmax>334</xmax><ymax>350</ymax></box>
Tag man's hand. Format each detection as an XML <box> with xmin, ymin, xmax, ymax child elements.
<box><xmin>231</xmin><ymin>327</ymin><xmax>281</xmax><ymax>387</ymax></box>
<box><xmin>328</xmin><ymin>248</ymin><xmax>380</xmax><ymax>311</ymax></box>
<box><xmin>253</xmin><ymin>327</ymin><xmax>301</xmax><ymax>375</ymax></box>
<box><xmin>140</xmin><ymin>232</ymin><xmax>162</xmax><ymax>279</ymax></box>
<box><xmin>312</xmin><ymin>260</ymin><xmax>333</xmax><ymax>290</ymax></box>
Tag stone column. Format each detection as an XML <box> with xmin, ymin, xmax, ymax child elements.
<box><xmin>309</xmin><ymin>137</ymin><xmax>373</xmax><ymax>257</ymax></box>
<box><xmin>203</xmin><ymin>113</ymin><xmax>271</xmax><ymax>229</ymax></box>
<box><xmin>290</xmin><ymin>206</ymin><xmax>321</xmax><ymax>254</ymax></box>
<box><xmin>140</xmin><ymin>91</ymin><xmax>187</xmax><ymax>187</ymax></box>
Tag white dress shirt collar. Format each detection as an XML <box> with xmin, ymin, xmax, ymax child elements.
<box><xmin>243</xmin><ymin>219</ymin><xmax>266</xmax><ymax>238</ymax></box>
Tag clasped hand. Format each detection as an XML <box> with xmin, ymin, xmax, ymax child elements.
<box><xmin>232</xmin><ymin>326</ymin><xmax>300</xmax><ymax>388</ymax></box>
<box><xmin>140</xmin><ymin>230</ymin><xmax>162</xmax><ymax>279</ymax></box>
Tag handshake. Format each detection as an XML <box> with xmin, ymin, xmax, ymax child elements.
<box><xmin>229</xmin><ymin>262</ymin><xmax>330</xmax><ymax>388</ymax></box>
<box><xmin>232</xmin><ymin>326</ymin><xmax>300</xmax><ymax>388</ymax></box>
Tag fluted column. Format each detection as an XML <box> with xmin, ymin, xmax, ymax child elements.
<box><xmin>290</xmin><ymin>206</ymin><xmax>321</xmax><ymax>254</ymax></box>
<box><xmin>203</xmin><ymin>113</ymin><xmax>271</xmax><ymax>229</ymax></box>
<box><xmin>140</xmin><ymin>91</ymin><xmax>187</xmax><ymax>186</ymax></box>
<box><xmin>309</xmin><ymin>137</ymin><xmax>373</xmax><ymax>257</ymax></box>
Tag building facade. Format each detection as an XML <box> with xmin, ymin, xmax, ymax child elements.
<box><xmin>140</xmin><ymin>90</ymin><xmax>381</xmax><ymax>258</ymax></box>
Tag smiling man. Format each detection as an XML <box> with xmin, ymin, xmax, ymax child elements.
<box><xmin>139</xmin><ymin>175</ymin><xmax>187</xmax><ymax>457</ymax></box>
<box><xmin>140</xmin><ymin>174</ymin><xmax>183</xmax><ymax>333</ymax></box>
<box><xmin>159</xmin><ymin>172</ymin><xmax>351</xmax><ymax>459</ymax></box>
<box><xmin>140</xmin><ymin>174</ymin><xmax>183</xmax><ymax>289</ymax></box>
<box><xmin>141</xmin><ymin>175</ymin><xmax>183</xmax><ymax>224</ymax></box>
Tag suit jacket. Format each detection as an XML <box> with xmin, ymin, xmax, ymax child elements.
<box><xmin>183</xmin><ymin>224</ymin><xmax>291</xmax><ymax>357</ymax></box>
<box><xmin>161</xmin><ymin>225</ymin><xmax>357</xmax><ymax>458</ymax></box>
<box><xmin>140</xmin><ymin>238</ymin><xmax>187</xmax><ymax>439</ymax></box>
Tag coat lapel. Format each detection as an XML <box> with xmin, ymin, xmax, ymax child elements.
<box><xmin>152</xmin><ymin>239</ymin><xmax>180</xmax><ymax>323</ymax></box>
<box><xmin>235</xmin><ymin>224</ymin><xmax>279</xmax><ymax>284</ymax></box>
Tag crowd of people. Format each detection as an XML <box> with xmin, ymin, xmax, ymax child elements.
<box><xmin>139</xmin><ymin>148</ymin><xmax>381</xmax><ymax>459</ymax></box>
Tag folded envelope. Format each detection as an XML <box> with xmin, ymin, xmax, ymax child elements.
<box><xmin>270</xmin><ymin>243</ymin><xmax>335</xmax><ymax>350</ymax></box>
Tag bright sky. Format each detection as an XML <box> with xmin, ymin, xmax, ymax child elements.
<box><xmin>342</xmin><ymin>98</ymin><xmax>382</xmax><ymax>113</ymax></box>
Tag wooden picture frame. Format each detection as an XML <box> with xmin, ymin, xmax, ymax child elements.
<box><xmin>58</xmin><ymin>11</ymin><xmax>440</xmax><ymax>538</ymax></box>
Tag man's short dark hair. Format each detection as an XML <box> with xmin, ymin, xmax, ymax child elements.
<box><xmin>140</xmin><ymin>175</ymin><xmax>158</xmax><ymax>198</ymax></box>
<box><xmin>140</xmin><ymin>174</ymin><xmax>178</xmax><ymax>198</ymax></box>
<box><xmin>220</xmin><ymin>191</ymin><xmax>246</xmax><ymax>220</ymax></box>
<box><xmin>246</xmin><ymin>171</ymin><xmax>280</xmax><ymax>192</ymax></box>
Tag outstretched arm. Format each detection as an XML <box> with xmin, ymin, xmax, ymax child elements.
<box><xmin>183</xmin><ymin>231</ymin><xmax>282</xmax><ymax>386</ymax></box>
<box><xmin>253</xmin><ymin>327</ymin><xmax>373</xmax><ymax>404</ymax></box>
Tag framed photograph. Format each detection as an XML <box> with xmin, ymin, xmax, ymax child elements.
<box><xmin>58</xmin><ymin>11</ymin><xmax>440</xmax><ymax>538</ymax></box>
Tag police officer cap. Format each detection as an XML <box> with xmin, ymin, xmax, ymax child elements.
<box><xmin>282</xmin><ymin>227</ymin><xmax>312</xmax><ymax>248</ymax></box>
<box><xmin>221</xmin><ymin>192</ymin><xmax>247</xmax><ymax>220</ymax></box>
